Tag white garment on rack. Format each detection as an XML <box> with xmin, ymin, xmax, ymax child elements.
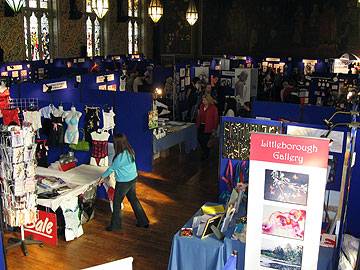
<box><xmin>39</xmin><ymin>104</ymin><xmax>55</xmax><ymax>119</ymax></box>
<box><xmin>102</xmin><ymin>110</ymin><xmax>115</xmax><ymax>131</ymax></box>
<box><xmin>120</xmin><ymin>76</ymin><xmax>127</xmax><ymax>91</ymax></box>
<box><xmin>61</xmin><ymin>197</ymin><xmax>84</xmax><ymax>241</ymax></box>
<box><xmin>23</xmin><ymin>111</ymin><xmax>42</xmax><ymax>131</ymax></box>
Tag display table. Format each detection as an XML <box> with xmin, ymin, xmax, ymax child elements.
<box><xmin>36</xmin><ymin>165</ymin><xmax>105</xmax><ymax>212</ymax></box>
<box><xmin>153</xmin><ymin>122</ymin><xmax>197</xmax><ymax>154</ymax></box>
<box><xmin>168</xmin><ymin>203</ymin><xmax>335</xmax><ymax>270</ymax></box>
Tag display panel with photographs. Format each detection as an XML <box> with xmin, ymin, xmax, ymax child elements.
<box><xmin>264</xmin><ymin>170</ymin><xmax>309</xmax><ymax>206</ymax></box>
<box><xmin>222</xmin><ymin>121</ymin><xmax>281</xmax><ymax>160</ymax></box>
<box><xmin>262</xmin><ymin>204</ymin><xmax>306</xmax><ymax>241</ymax></box>
<box><xmin>260</xmin><ymin>238</ymin><xmax>303</xmax><ymax>270</ymax></box>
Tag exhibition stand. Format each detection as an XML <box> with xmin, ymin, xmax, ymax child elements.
<box><xmin>36</xmin><ymin>165</ymin><xmax>104</xmax><ymax>212</ymax></box>
<box><xmin>168</xmin><ymin>203</ymin><xmax>335</xmax><ymax>270</ymax></box>
<box><xmin>153</xmin><ymin>122</ymin><xmax>197</xmax><ymax>156</ymax></box>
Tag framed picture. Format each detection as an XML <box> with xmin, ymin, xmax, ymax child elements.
<box><xmin>262</xmin><ymin>204</ymin><xmax>306</xmax><ymax>240</ymax></box>
<box><xmin>260</xmin><ymin>237</ymin><xmax>303</xmax><ymax>270</ymax></box>
<box><xmin>201</xmin><ymin>214</ymin><xmax>223</xmax><ymax>239</ymax></box>
<box><xmin>264</xmin><ymin>169</ymin><xmax>309</xmax><ymax>206</ymax></box>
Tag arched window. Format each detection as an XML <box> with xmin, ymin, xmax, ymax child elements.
<box><xmin>86</xmin><ymin>0</ymin><xmax>103</xmax><ymax>57</ymax></box>
<box><xmin>128</xmin><ymin>0</ymin><xmax>141</xmax><ymax>54</ymax></box>
<box><xmin>23</xmin><ymin>0</ymin><xmax>54</xmax><ymax>60</ymax></box>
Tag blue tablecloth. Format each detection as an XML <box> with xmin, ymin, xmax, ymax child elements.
<box><xmin>153</xmin><ymin>123</ymin><xmax>197</xmax><ymax>154</ymax></box>
<box><xmin>168</xmin><ymin>203</ymin><xmax>336</xmax><ymax>270</ymax></box>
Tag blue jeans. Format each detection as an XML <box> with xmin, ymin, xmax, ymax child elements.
<box><xmin>110</xmin><ymin>178</ymin><xmax>149</xmax><ymax>229</ymax></box>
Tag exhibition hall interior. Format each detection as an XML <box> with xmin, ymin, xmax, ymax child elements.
<box><xmin>0</xmin><ymin>0</ymin><xmax>360</xmax><ymax>269</ymax></box>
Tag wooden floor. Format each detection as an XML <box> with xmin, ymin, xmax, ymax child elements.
<box><xmin>5</xmin><ymin>147</ymin><xmax>219</xmax><ymax>270</ymax></box>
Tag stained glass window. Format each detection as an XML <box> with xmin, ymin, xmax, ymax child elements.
<box><xmin>85</xmin><ymin>1</ymin><xmax>103</xmax><ymax>57</ymax></box>
<box><xmin>128</xmin><ymin>0</ymin><xmax>141</xmax><ymax>54</ymax></box>
<box><xmin>41</xmin><ymin>14</ymin><xmax>50</xmax><ymax>59</ymax></box>
<box><xmin>24</xmin><ymin>0</ymin><xmax>54</xmax><ymax>60</ymax></box>
<box><xmin>24</xmin><ymin>19</ymin><xmax>29</xmax><ymax>59</ymax></box>
<box><xmin>127</xmin><ymin>0</ymin><xmax>142</xmax><ymax>55</ymax></box>
<box><xmin>40</xmin><ymin>0</ymin><xmax>48</xmax><ymax>8</ymax></box>
<box><xmin>30</xmin><ymin>12</ymin><xmax>39</xmax><ymax>60</ymax></box>
<box><xmin>128</xmin><ymin>0</ymin><xmax>133</xmax><ymax>16</ymax></box>
<box><xmin>133</xmin><ymin>21</ymin><xmax>138</xmax><ymax>54</ymax></box>
<box><xmin>29</xmin><ymin>0</ymin><xmax>37</xmax><ymax>8</ymax></box>
<box><xmin>86</xmin><ymin>0</ymin><xmax>92</xmax><ymax>13</ymax></box>
<box><xmin>94</xmin><ymin>18</ymin><xmax>101</xmax><ymax>56</ymax></box>
<box><xmin>128</xmin><ymin>21</ymin><xmax>133</xmax><ymax>54</ymax></box>
<box><xmin>86</xmin><ymin>17</ymin><xmax>93</xmax><ymax>57</ymax></box>
<box><xmin>133</xmin><ymin>0</ymin><xmax>138</xmax><ymax>17</ymax></box>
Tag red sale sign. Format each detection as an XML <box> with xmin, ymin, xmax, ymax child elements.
<box><xmin>24</xmin><ymin>210</ymin><xmax>58</xmax><ymax>246</ymax></box>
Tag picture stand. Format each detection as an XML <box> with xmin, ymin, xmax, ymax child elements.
<box><xmin>6</xmin><ymin>226</ymin><xmax>43</xmax><ymax>256</ymax></box>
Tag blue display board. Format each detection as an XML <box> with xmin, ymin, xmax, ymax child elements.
<box><xmin>218</xmin><ymin>116</ymin><xmax>283</xmax><ymax>203</ymax></box>
<box><xmin>283</xmin><ymin>122</ymin><xmax>347</xmax><ymax>191</ymax></box>
<box><xmin>8</xmin><ymin>73</ymin><xmax>153</xmax><ymax>173</ymax></box>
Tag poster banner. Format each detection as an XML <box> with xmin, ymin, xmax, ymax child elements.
<box><xmin>42</xmin><ymin>81</ymin><xmax>67</xmax><ymax>92</ymax></box>
<box><xmin>24</xmin><ymin>210</ymin><xmax>58</xmax><ymax>246</ymax></box>
<box><xmin>96</xmin><ymin>74</ymin><xmax>115</xmax><ymax>84</ymax></box>
<box><xmin>245</xmin><ymin>133</ymin><xmax>329</xmax><ymax>270</ymax></box>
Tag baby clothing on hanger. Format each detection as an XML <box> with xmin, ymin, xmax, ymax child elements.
<box><xmin>23</xmin><ymin>111</ymin><xmax>42</xmax><ymax>131</ymax></box>
<box><xmin>90</xmin><ymin>130</ymin><xmax>110</xmax><ymax>167</ymax></box>
<box><xmin>64</xmin><ymin>108</ymin><xmax>82</xmax><ymax>145</ymax></box>
<box><xmin>102</xmin><ymin>109</ymin><xmax>115</xmax><ymax>132</ymax></box>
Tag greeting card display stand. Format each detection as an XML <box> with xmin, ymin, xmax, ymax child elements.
<box><xmin>0</xmin><ymin>124</ymin><xmax>43</xmax><ymax>256</ymax></box>
<box><xmin>6</xmin><ymin>225</ymin><xmax>43</xmax><ymax>256</ymax></box>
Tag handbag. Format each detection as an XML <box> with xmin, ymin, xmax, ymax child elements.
<box><xmin>69</xmin><ymin>129</ymin><xmax>90</xmax><ymax>152</ymax></box>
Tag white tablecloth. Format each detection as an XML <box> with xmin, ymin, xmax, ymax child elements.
<box><xmin>36</xmin><ymin>165</ymin><xmax>107</xmax><ymax>211</ymax></box>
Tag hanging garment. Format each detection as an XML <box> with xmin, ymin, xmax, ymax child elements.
<box><xmin>102</xmin><ymin>109</ymin><xmax>115</xmax><ymax>132</ymax></box>
<box><xmin>39</xmin><ymin>104</ymin><xmax>56</xmax><ymax>136</ymax></box>
<box><xmin>48</xmin><ymin>113</ymin><xmax>64</xmax><ymax>146</ymax></box>
<box><xmin>0</xmin><ymin>87</ymin><xmax>10</xmax><ymax>110</ymax></box>
<box><xmin>60</xmin><ymin>197</ymin><xmax>84</xmax><ymax>241</ymax></box>
<box><xmin>39</xmin><ymin>104</ymin><xmax>56</xmax><ymax>119</ymax></box>
<box><xmin>90</xmin><ymin>130</ymin><xmax>110</xmax><ymax>167</ymax></box>
<box><xmin>35</xmin><ymin>140</ymin><xmax>49</xmax><ymax>167</ymax></box>
<box><xmin>84</xmin><ymin>107</ymin><xmax>100</xmax><ymax>143</ymax></box>
<box><xmin>64</xmin><ymin>110</ymin><xmax>82</xmax><ymax>145</ymax></box>
<box><xmin>23</xmin><ymin>111</ymin><xmax>42</xmax><ymax>131</ymax></box>
<box><xmin>120</xmin><ymin>75</ymin><xmax>127</xmax><ymax>91</ymax></box>
<box><xmin>2</xmin><ymin>109</ymin><xmax>20</xmax><ymax>126</ymax></box>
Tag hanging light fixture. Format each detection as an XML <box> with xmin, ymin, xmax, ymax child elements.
<box><xmin>186</xmin><ymin>0</ymin><xmax>198</xmax><ymax>26</ymax></box>
<box><xmin>91</xmin><ymin>0</ymin><xmax>109</xmax><ymax>19</ymax></box>
<box><xmin>148</xmin><ymin>0</ymin><xmax>163</xmax><ymax>23</ymax></box>
<box><xmin>5</xmin><ymin>0</ymin><xmax>25</xmax><ymax>14</ymax></box>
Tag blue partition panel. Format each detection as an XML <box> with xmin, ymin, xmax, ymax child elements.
<box><xmin>345</xmin><ymin>134</ymin><xmax>360</xmax><ymax>238</ymax></box>
<box><xmin>114</xmin><ymin>92</ymin><xmax>153</xmax><ymax>172</ymax></box>
<box><xmin>283</xmin><ymin>122</ymin><xmax>347</xmax><ymax>191</ymax></box>
<box><xmin>218</xmin><ymin>116</ymin><xmax>283</xmax><ymax>203</ymax></box>
<box><xmin>252</xmin><ymin>101</ymin><xmax>301</xmax><ymax>122</ymax></box>
<box><xmin>7</xmin><ymin>77</ymin><xmax>153</xmax><ymax>173</ymax></box>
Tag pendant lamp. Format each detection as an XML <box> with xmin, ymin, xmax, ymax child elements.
<box><xmin>5</xmin><ymin>0</ymin><xmax>25</xmax><ymax>13</ymax></box>
<box><xmin>91</xmin><ymin>0</ymin><xmax>109</xmax><ymax>19</ymax></box>
<box><xmin>148</xmin><ymin>0</ymin><xmax>163</xmax><ymax>23</ymax></box>
<box><xmin>186</xmin><ymin>0</ymin><xmax>198</xmax><ymax>26</ymax></box>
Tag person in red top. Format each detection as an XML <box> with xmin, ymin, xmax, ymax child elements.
<box><xmin>196</xmin><ymin>94</ymin><xmax>219</xmax><ymax>160</ymax></box>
